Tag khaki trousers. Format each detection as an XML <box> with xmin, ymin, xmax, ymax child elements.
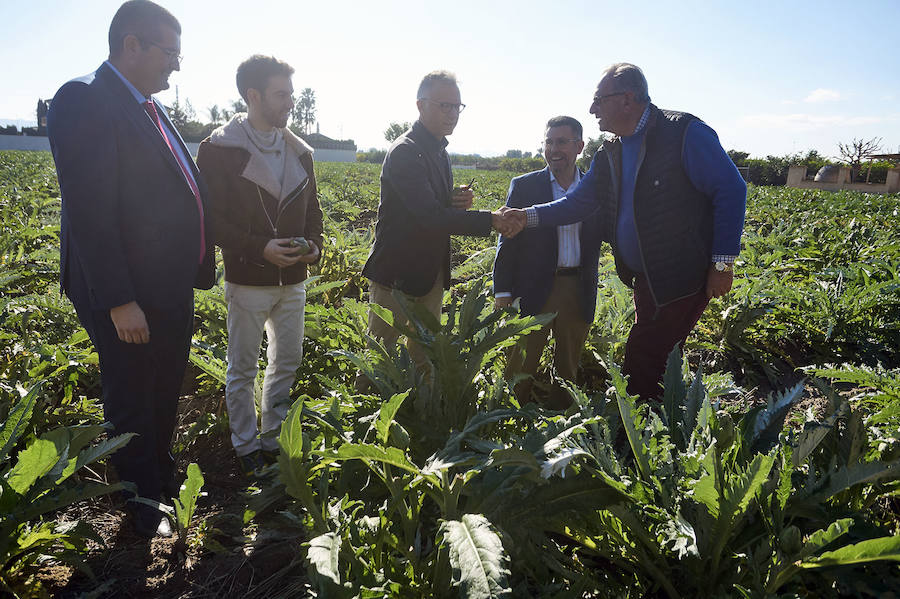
<box><xmin>506</xmin><ymin>274</ymin><xmax>590</xmax><ymax>409</ymax></box>
<box><xmin>365</xmin><ymin>275</ymin><xmax>444</xmax><ymax>372</ymax></box>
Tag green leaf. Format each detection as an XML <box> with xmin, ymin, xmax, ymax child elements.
<box><xmin>792</xmin><ymin>406</ymin><xmax>843</xmax><ymax>467</ymax></box>
<box><xmin>661</xmin><ymin>346</ymin><xmax>685</xmax><ymax>435</ymax></box>
<box><xmin>6</xmin><ymin>438</ymin><xmax>62</xmax><ymax>494</ymax></box>
<box><xmin>439</xmin><ymin>514</ymin><xmax>511</xmax><ymax>598</ymax></box>
<box><xmin>723</xmin><ymin>452</ymin><xmax>775</xmax><ymax>521</ymax></box>
<box><xmin>329</xmin><ymin>443</ymin><xmax>429</xmax><ymax>480</ymax></box>
<box><xmin>17</xmin><ymin>481</ymin><xmax>132</xmax><ymax>522</ymax></box>
<box><xmin>375</xmin><ymin>391</ymin><xmax>409</xmax><ymax>444</ymax></box>
<box><xmin>307</xmin><ymin>531</ymin><xmax>341</xmax><ymax>585</ymax></box>
<box><xmin>800</xmin><ymin>460</ymin><xmax>900</xmax><ymax>506</ymax></box>
<box><xmin>801</xmin><ymin>535</ymin><xmax>900</xmax><ymax>568</ymax></box>
<box><xmin>682</xmin><ymin>368</ymin><xmax>705</xmax><ymax>441</ymax></box>
<box><xmin>174</xmin><ymin>462</ymin><xmax>205</xmax><ymax>532</ymax></box>
<box><xmin>749</xmin><ymin>383</ymin><xmax>803</xmax><ymax>452</ymax></box>
<box><xmin>800</xmin><ymin>518</ymin><xmax>854</xmax><ymax>559</ymax></box>
<box><xmin>278</xmin><ymin>399</ymin><xmax>310</xmax><ymax>500</ymax></box>
<box><xmin>612</xmin><ymin>368</ymin><xmax>652</xmax><ymax>482</ymax></box>
<box><xmin>58</xmin><ymin>432</ymin><xmax>134</xmax><ymax>484</ymax></box>
<box><xmin>497</xmin><ymin>475</ymin><xmax>631</xmax><ymax>525</ymax></box>
<box><xmin>0</xmin><ymin>382</ymin><xmax>40</xmax><ymax>463</ymax></box>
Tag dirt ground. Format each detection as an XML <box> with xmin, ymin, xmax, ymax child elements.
<box><xmin>40</xmin><ymin>390</ymin><xmax>309</xmax><ymax>599</ymax></box>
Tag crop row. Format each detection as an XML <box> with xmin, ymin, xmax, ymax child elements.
<box><xmin>1</xmin><ymin>150</ymin><xmax>899</xmax><ymax>597</ymax></box>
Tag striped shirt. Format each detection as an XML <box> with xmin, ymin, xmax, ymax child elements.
<box><xmin>550</xmin><ymin>169</ymin><xmax>583</xmax><ymax>268</ymax></box>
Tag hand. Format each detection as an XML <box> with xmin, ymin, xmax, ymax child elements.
<box><xmin>494</xmin><ymin>296</ymin><xmax>513</xmax><ymax>310</ymax></box>
<box><xmin>263</xmin><ymin>238</ymin><xmax>304</xmax><ymax>267</ymax></box>
<box><xmin>451</xmin><ymin>186</ymin><xmax>474</xmax><ymax>210</ymax></box>
<box><xmin>492</xmin><ymin>207</ymin><xmax>526</xmax><ymax>237</ymax></box>
<box><xmin>705</xmin><ymin>266</ymin><xmax>734</xmax><ymax>298</ymax></box>
<box><xmin>110</xmin><ymin>301</ymin><xmax>150</xmax><ymax>344</ymax></box>
<box><xmin>295</xmin><ymin>239</ymin><xmax>320</xmax><ymax>264</ymax></box>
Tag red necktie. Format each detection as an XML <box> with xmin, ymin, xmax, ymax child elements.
<box><xmin>144</xmin><ymin>100</ymin><xmax>206</xmax><ymax>264</ymax></box>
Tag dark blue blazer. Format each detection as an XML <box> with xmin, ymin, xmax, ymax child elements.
<box><xmin>492</xmin><ymin>167</ymin><xmax>601</xmax><ymax>324</ymax></box>
<box><xmin>48</xmin><ymin>63</ymin><xmax>214</xmax><ymax>312</ymax></box>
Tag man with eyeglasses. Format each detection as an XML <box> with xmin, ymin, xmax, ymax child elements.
<box><xmin>197</xmin><ymin>55</ymin><xmax>323</xmax><ymax>477</ymax></box>
<box><xmin>47</xmin><ymin>0</ymin><xmax>214</xmax><ymax>538</ymax></box>
<box><xmin>361</xmin><ymin>70</ymin><xmax>512</xmax><ymax>379</ymax></box>
<box><xmin>492</xmin><ymin>116</ymin><xmax>600</xmax><ymax>409</ymax></box>
<box><xmin>503</xmin><ymin>63</ymin><xmax>746</xmax><ymax>403</ymax></box>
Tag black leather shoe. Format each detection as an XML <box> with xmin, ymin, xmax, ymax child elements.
<box><xmin>237</xmin><ymin>450</ymin><xmax>266</xmax><ymax>476</ymax></box>
<box><xmin>261</xmin><ymin>449</ymin><xmax>279</xmax><ymax>465</ymax></box>
<box><xmin>127</xmin><ymin>502</ymin><xmax>174</xmax><ymax>539</ymax></box>
<box><xmin>162</xmin><ymin>477</ymin><xmax>181</xmax><ymax>500</ymax></box>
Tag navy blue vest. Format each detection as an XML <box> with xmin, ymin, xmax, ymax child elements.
<box><xmin>590</xmin><ymin>105</ymin><xmax>712</xmax><ymax>307</ymax></box>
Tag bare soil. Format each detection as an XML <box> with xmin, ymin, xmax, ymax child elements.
<box><xmin>40</xmin><ymin>390</ymin><xmax>308</xmax><ymax>599</ymax></box>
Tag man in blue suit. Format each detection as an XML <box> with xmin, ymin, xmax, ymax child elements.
<box><xmin>493</xmin><ymin>116</ymin><xmax>600</xmax><ymax>409</ymax></box>
<box><xmin>48</xmin><ymin>0</ymin><xmax>214</xmax><ymax>538</ymax></box>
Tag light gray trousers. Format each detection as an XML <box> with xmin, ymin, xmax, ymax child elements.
<box><xmin>224</xmin><ymin>282</ymin><xmax>306</xmax><ymax>456</ymax></box>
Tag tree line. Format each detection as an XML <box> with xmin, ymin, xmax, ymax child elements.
<box><xmin>359</xmin><ymin>126</ymin><xmax>897</xmax><ymax>185</ymax></box>
<box><xmin>166</xmin><ymin>87</ymin><xmax>317</xmax><ymax>143</ymax></box>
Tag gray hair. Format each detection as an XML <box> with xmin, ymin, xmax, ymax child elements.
<box><xmin>417</xmin><ymin>70</ymin><xmax>458</xmax><ymax>99</ymax></box>
<box><xmin>602</xmin><ymin>63</ymin><xmax>650</xmax><ymax>104</ymax></box>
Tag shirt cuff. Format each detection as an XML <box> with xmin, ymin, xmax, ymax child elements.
<box><xmin>711</xmin><ymin>254</ymin><xmax>737</xmax><ymax>263</ymax></box>
<box><xmin>525</xmin><ymin>207</ymin><xmax>539</xmax><ymax>228</ymax></box>
<box><xmin>494</xmin><ymin>292</ymin><xmax>512</xmax><ymax>298</ymax></box>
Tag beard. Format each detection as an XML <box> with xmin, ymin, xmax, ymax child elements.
<box><xmin>261</xmin><ymin>104</ymin><xmax>289</xmax><ymax>129</ymax></box>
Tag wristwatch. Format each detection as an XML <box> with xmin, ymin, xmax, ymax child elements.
<box><xmin>713</xmin><ymin>261</ymin><xmax>734</xmax><ymax>273</ymax></box>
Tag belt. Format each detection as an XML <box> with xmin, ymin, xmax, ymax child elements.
<box><xmin>555</xmin><ymin>267</ymin><xmax>581</xmax><ymax>276</ymax></box>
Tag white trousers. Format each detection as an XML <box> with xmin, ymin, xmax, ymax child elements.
<box><xmin>224</xmin><ymin>282</ymin><xmax>306</xmax><ymax>456</ymax></box>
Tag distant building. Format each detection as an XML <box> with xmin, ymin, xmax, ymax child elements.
<box><xmin>787</xmin><ymin>164</ymin><xmax>900</xmax><ymax>194</ymax></box>
<box><xmin>299</xmin><ymin>130</ymin><xmax>357</xmax><ymax>163</ymax></box>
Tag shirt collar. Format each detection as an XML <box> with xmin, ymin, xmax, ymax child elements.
<box><xmin>628</xmin><ymin>104</ymin><xmax>652</xmax><ymax>137</ymax></box>
<box><xmin>412</xmin><ymin>120</ymin><xmax>449</xmax><ymax>153</ymax></box>
<box><xmin>548</xmin><ymin>166</ymin><xmax>582</xmax><ymax>190</ymax></box>
<box><xmin>104</xmin><ymin>60</ymin><xmax>151</xmax><ymax>104</ymax></box>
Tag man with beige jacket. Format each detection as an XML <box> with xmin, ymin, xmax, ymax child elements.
<box><xmin>197</xmin><ymin>55</ymin><xmax>323</xmax><ymax>475</ymax></box>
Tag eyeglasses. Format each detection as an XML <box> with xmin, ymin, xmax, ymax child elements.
<box><xmin>139</xmin><ymin>38</ymin><xmax>183</xmax><ymax>64</ymax></box>
<box><xmin>542</xmin><ymin>138</ymin><xmax>580</xmax><ymax>149</ymax></box>
<box><xmin>592</xmin><ymin>91</ymin><xmax>626</xmax><ymax>105</ymax></box>
<box><xmin>420</xmin><ymin>99</ymin><xmax>466</xmax><ymax>114</ymax></box>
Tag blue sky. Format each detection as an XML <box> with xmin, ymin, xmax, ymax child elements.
<box><xmin>2</xmin><ymin>0</ymin><xmax>898</xmax><ymax>158</ymax></box>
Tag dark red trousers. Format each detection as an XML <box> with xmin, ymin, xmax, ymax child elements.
<box><xmin>623</xmin><ymin>274</ymin><xmax>709</xmax><ymax>401</ymax></box>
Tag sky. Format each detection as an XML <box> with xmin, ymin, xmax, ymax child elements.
<box><xmin>2</xmin><ymin>0</ymin><xmax>898</xmax><ymax>159</ymax></box>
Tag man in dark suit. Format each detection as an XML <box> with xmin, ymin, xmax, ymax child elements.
<box><xmin>493</xmin><ymin>116</ymin><xmax>599</xmax><ymax>409</ymax></box>
<box><xmin>47</xmin><ymin>0</ymin><xmax>214</xmax><ymax>538</ymax></box>
<box><xmin>361</xmin><ymin>70</ymin><xmax>511</xmax><ymax>374</ymax></box>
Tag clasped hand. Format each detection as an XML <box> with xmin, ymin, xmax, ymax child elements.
<box><xmin>490</xmin><ymin>207</ymin><xmax>527</xmax><ymax>237</ymax></box>
<box><xmin>451</xmin><ymin>183</ymin><xmax>525</xmax><ymax>237</ymax></box>
<box><xmin>263</xmin><ymin>238</ymin><xmax>320</xmax><ymax>267</ymax></box>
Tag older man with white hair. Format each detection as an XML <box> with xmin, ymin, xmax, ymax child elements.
<box><xmin>505</xmin><ymin>63</ymin><xmax>747</xmax><ymax>402</ymax></box>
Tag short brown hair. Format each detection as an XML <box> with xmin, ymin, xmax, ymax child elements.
<box><xmin>236</xmin><ymin>55</ymin><xmax>295</xmax><ymax>102</ymax></box>
<box><xmin>546</xmin><ymin>116</ymin><xmax>583</xmax><ymax>140</ymax></box>
<box><xmin>108</xmin><ymin>0</ymin><xmax>180</xmax><ymax>59</ymax></box>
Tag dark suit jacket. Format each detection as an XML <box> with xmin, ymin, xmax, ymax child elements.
<box><xmin>492</xmin><ymin>167</ymin><xmax>601</xmax><ymax>324</ymax></box>
<box><xmin>48</xmin><ymin>63</ymin><xmax>214</xmax><ymax>312</ymax></box>
<box><xmin>362</xmin><ymin>121</ymin><xmax>492</xmax><ymax>297</ymax></box>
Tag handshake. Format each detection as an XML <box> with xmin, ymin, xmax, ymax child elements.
<box><xmin>450</xmin><ymin>185</ymin><xmax>528</xmax><ymax>237</ymax></box>
<box><xmin>450</xmin><ymin>183</ymin><xmax>526</xmax><ymax>237</ymax></box>
<box><xmin>490</xmin><ymin>207</ymin><xmax>527</xmax><ymax>237</ymax></box>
